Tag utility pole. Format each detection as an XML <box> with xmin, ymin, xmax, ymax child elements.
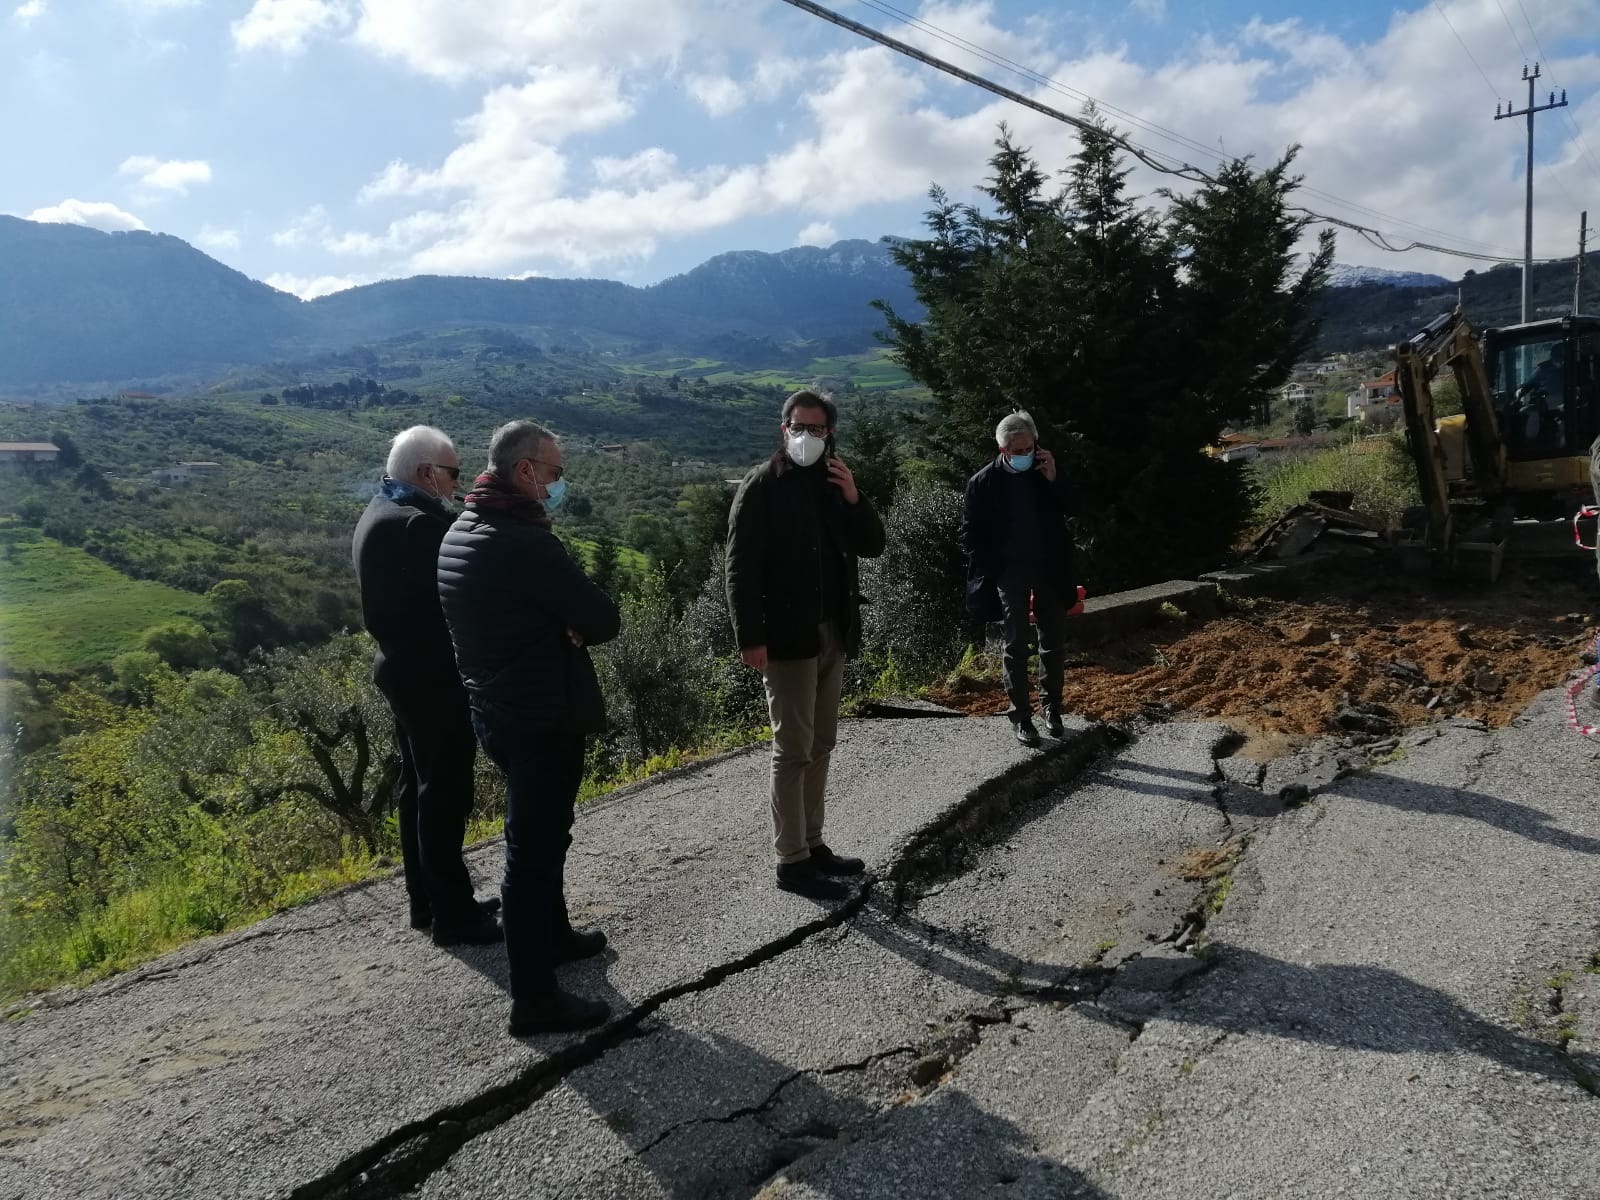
<box><xmin>1496</xmin><ymin>65</ymin><xmax>1567</xmax><ymax>324</ymax></box>
<box><xmin>1577</xmin><ymin>210</ymin><xmax>1588</xmax><ymax>315</ymax></box>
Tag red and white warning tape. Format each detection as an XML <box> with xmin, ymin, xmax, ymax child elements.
<box><xmin>1565</xmin><ymin>662</ymin><xmax>1600</xmax><ymax>736</ymax></box>
<box><xmin>1574</xmin><ymin>506</ymin><xmax>1600</xmax><ymax>551</ymax></box>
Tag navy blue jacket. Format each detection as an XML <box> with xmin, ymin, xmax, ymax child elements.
<box><xmin>961</xmin><ymin>459</ymin><xmax>1078</xmax><ymax>621</ymax></box>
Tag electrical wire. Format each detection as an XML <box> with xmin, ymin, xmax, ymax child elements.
<box><xmin>1431</xmin><ymin>0</ymin><xmax>1507</xmax><ymax>103</ymax></box>
<box><xmin>1513</xmin><ymin>0</ymin><xmax>1600</xmax><ymax>196</ymax></box>
<box><xmin>850</xmin><ymin>0</ymin><xmax>1521</xmax><ymax>258</ymax></box>
<box><xmin>778</xmin><ymin>0</ymin><xmax>1558</xmax><ymax>265</ymax></box>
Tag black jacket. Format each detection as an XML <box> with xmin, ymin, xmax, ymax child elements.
<box><xmin>437</xmin><ymin>509</ymin><xmax>621</xmax><ymax>734</ymax></box>
<box><xmin>726</xmin><ymin>453</ymin><xmax>887</xmax><ymax>661</ymax></box>
<box><xmin>352</xmin><ymin>488</ymin><xmax>462</xmax><ymax>697</ymax></box>
<box><xmin>961</xmin><ymin>459</ymin><xmax>1078</xmax><ymax>621</ymax></box>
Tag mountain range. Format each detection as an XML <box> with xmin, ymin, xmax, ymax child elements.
<box><xmin>2</xmin><ymin>214</ymin><xmax>1594</xmax><ymax>388</ymax></box>
<box><xmin>0</xmin><ymin>218</ymin><xmax>923</xmax><ymax>387</ymax></box>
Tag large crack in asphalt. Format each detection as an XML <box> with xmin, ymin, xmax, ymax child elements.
<box><xmin>284</xmin><ymin>724</ymin><xmax>1122</xmax><ymax>1200</ymax></box>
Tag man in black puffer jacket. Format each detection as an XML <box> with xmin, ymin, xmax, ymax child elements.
<box><xmin>726</xmin><ymin>390</ymin><xmax>886</xmax><ymax>903</ymax></box>
<box><xmin>962</xmin><ymin>410</ymin><xmax>1079</xmax><ymax>748</ymax></box>
<box><xmin>353</xmin><ymin>425</ymin><xmax>500</xmax><ymax>946</ymax></box>
<box><xmin>438</xmin><ymin>419</ymin><xmax>621</xmax><ymax>1037</ymax></box>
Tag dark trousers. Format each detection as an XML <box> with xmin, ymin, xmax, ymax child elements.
<box><xmin>473</xmin><ymin>716</ymin><xmax>587</xmax><ymax>999</ymax></box>
<box><xmin>387</xmin><ymin>686</ymin><xmax>480</xmax><ymax>926</ymax></box>
<box><xmin>997</xmin><ymin>567</ymin><xmax>1068</xmax><ymax>720</ymax></box>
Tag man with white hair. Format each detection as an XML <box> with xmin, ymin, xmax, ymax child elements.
<box><xmin>353</xmin><ymin>425</ymin><xmax>501</xmax><ymax>946</ymax></box>
<box><xmin>961</xmin><ymin>410</ymin><xmax>1079</xmax><ymax>747</ymax></box>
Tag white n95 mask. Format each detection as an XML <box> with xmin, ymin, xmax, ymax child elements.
<box><xmin>785</xmin><ymin>432</ymin><xmax>826</xmax><ymax>468</ymax></box>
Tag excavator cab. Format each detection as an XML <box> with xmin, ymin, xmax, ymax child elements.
<box><xmin>1484</xmin><ymin>319</ymin><xmax>1600</xmax><ymax>501</ymax></box>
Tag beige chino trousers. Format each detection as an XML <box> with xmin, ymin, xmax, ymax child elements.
<box><xmin>761</xmin><ymin>621</ymin><xmax>846</xmax><ymax>864</ymax></box>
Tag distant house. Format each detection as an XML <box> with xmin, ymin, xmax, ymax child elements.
<box><xmin>1280</xmin><ymin>382</ymin><xmax>1311</xmax><ymax>405</ymax></box>
<box><xmin>0</xmin><ymin>441</ymin><xmax>61</xmax><ymax>465</ymax></box>
<box><xmin>179</xmin><ymin>461</ymin><xmax>223</xmax><ymax>474</ymax></box>
<box><xmin>1347</xmin><ymin>370</ymin><xmax>1401</xmax><ymax>422</ymax></box>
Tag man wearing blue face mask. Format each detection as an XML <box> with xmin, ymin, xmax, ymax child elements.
<box><xmin>438</xmin><ymin>419</ymin><xmax>621</xmax><ymax>1036</ymax></box>
<box><xmin>961</xmin><ymin>410</ymin><xmax>1078</xmax><ymax>747</ymax></box>
<box><xmin>726</xmin><ymin>390</ymin><xmax>887</xmax><ymax>902</ymax></box>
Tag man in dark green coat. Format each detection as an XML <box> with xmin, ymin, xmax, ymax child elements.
<box><xmin>726</xmin><ymin>390</ymin><xmax>886</xmax><ymax>902</ymax></box>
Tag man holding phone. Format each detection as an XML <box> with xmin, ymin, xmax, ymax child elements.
<box><xmin>726</xmin><ymin>390</ymin><xmax>886</xmax><ymax>901</ymax></box>
<box><xmin>961</xmin><ymin>410</ymin><xmax>1078</xmax><ymax>747</ymax></box>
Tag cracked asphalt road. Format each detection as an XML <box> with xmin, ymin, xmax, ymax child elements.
<box><xmin>3</xmin><ymin>696</ymin><xmax>1598</xmax><ymax>1200</ymax></box>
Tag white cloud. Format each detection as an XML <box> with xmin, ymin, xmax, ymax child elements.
<box><xmin>1130</xmin><ymin>0</ymin><xmax>1167</xmax><ymax>21</ymax></box>
<box><xmin>195</xmin><ymin>226</ymin><xmax>241</xmax><ymax>252</ymax></box>
<box><xmin>795</xmin><ymin>221</ymin><xmax>837</xmax><ymax>247</ymax></box>
<box><xmin>13</xmin><ymin>0</ymin><xmax>45</xmax><ymax>25</ymax></box>
<box><xmin>355</xmin><ymin>65</ymin><xmax>629</xmax><ymax>209</ymax></box>
<box><xmin>284</xmin><ymin>0</ymin><xmax>1600</xmax><ymax>283</ymax></box>
<box><xmin>271</xmin><ymin>205</ymin><xmax>332</xmax><ymax>248</ymax></box>
<box><xmin>351</xmin><ymin>0</ymin><xmax>718</xmax><ymax>81</ymax></box>
<box><xmin>686</xmin><ymin>74</ymin><xmax>745</xmax><ymax>118</ymax></box>
<box><xmin>264</xmin><ymin>272</ymin><xmax>362</xmax><ymax>299</ymax></box>
<box><xmin>119</xmin><ymin>155</ymin><xmax>212</xmax><ymax>194</ymax></box>
<box><xmin>592</xmin><ymin>149</ymin><xmax>680</xmax><ymax>188</ymax></box>
<box><xmin>26</xmin><ymin>199</ymin><xmax>148</xmax><ymax>232</ymax></box>
<box><xmin>232</xmin><ymin>0</ymin><xmax>351</xmax><ymax>53</ymax></box>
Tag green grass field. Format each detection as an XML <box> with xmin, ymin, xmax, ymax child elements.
<box><xmin>0</xmin><ymin>531</ymin><xmax>205</xmax><ymax>672</ymax></box>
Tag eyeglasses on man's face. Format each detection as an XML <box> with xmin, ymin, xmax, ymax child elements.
<box><xmin>521</xmin><ymin>456</ymin><xmax>564</xmax><ymax>481</ymax></box>
<box><xmin>786</xmin><ymin>420</ymin><xmax>831</xmax><ymax>439</ymax></box>
<box><xmin>423</xmin><ymin>463</ymin><xmax>462</xmax><ymax>481</ymax></box>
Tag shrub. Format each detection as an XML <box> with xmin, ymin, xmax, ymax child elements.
<box><xmin>858</xmin><ymin>482</ymin><xmax>980</xmax><ymax>682</ymax></box>
<box><xmin>593</xmin><ymin>572</ymin><xmax>714</xmax><ymax>768</ymax></box>
<box><xmin>1253</xmin><ymin>433</ymin><xmax>1419</xmax><ymax>527</ymax></box>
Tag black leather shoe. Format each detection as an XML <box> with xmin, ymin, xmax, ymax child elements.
<box><xmin>431</xmin><ymin>913</ymin><xmax>504</xmax><ymax>946</ymax></box>
<box><xmin>508</xmin><ymin>990</ymin><xmax>611</xmax><ymax>1036</ymax></box>
<box><xmin>1043</xmin><ymin>707</ymin><xmax>1066</xmax><ymax>739</ymax></box>
<box><xmin>776</xmin><ymin>860</ymin><xmax>851</xmax><ymax>901</ymax></box>
<box><xmin>555</xmin><ymin>927</ymin><xmax>608</xmax><ymax>965</ymax></box>
<box><xmin>810</xmin><ymin>844</ymin><xmax>865</xmax><ymax>876</ymax></box>
<box><xmin>410</xmin><ymin>895</ymin><xmax>501</xmax><ymax>931</ymax></box>
<box><xmin>1013</xmin><ymin>717</ymin><xmax>1042</xmax><ymax>747</ymax></box>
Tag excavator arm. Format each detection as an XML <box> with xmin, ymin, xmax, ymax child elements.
<box><xmin>1395</xmin><ymin>308</ymin><xmax>1507</xmax><ymax>550</ymax></box>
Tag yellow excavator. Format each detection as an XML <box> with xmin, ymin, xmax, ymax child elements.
<box><xmin>1393</xmin><ymin>307</ymin><xmax>1600</xmax><ymax>579</ymax></box>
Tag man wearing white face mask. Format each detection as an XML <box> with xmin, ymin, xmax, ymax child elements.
<box><xmin>438</xmin><ymin>419</ymin><xmax>621</xmax><ymax>1037</ymax></box>
<box><xmin>726</xmin><ymin>391</ymin><xmax>887</xmax><ymax>902</ymax></box>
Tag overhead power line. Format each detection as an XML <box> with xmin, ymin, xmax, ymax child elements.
<box><xmin>855</xmin><ymin>0</ymin><xmax>1522</xmax><ymax>258</ymax></box>
<box><xmin>1512</xmin><ymin>0</ymin><xmax>1600</xmax><ymax>194</ymax></box>
<box><xmin>1431</xmin><ymin>0</ymin><xmax>1505</xmax><ymax>103</ymax></box>
<box><xmin>777</xmin><ymin>0</ymin><xmax>1565</xmax><ymax>266</ymax></box>
<box><xmin>854</xmin><ymin>0</ymin><xmax>1515</xmax><ymax>256</ymax></box>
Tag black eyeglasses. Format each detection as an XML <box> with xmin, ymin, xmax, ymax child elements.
<box><xmin>424</xmin><ymin>463</ymin><xmax>462</xmax><ymax>481</ymax></box>
<box><xmin>786</xmin><ymin>421</ymin><xmax>831</xmax><ymax>438</ymax></box>
<box><xmin>519</xmin><ymin>456</ymin><xmax>564</xmax><ymax>481</ymax></box>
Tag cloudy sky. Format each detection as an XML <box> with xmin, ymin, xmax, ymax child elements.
<box><xmin>4</xmin><ymin>0</ymin><xmax>1598</xmax><ymax>297</ymax></box>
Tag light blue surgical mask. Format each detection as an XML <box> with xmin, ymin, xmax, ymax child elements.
<box><xmin>1005</xmin><ymin>451</ymin><xmax>1034</xmax><ymax>473</ymax></box>
<box><xmin>540</xmin><ymin>478</ymin><xmax>568</xmax><ymax>514</ymax></box>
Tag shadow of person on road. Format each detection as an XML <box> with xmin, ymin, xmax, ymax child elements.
<box><xmin>1102</xmin><ymin>754</ymin><xmax>1600</xmax><ymax>856</ymax></box>
<box><xmin>548</xmin><ymin>1018</ymin><xmax>1112</xmax><ymax>1200</ymax></box>
<box><xmin>1096</xmin><ymin>942</ymin><xmax>1599</xmax><ymax>1091</ymax></box>
<box><xmin>851</xmin><ymin>899</ymin><xmax>1107</xmax><ymax>1001</ymax></box>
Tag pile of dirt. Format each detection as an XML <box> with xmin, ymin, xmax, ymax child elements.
<box><xmin>930</xmin><ymin>570</ymin><xmax>1599</xmax><ymax>742</ymax></box>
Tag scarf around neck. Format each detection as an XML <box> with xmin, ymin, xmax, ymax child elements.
<box><xmin>462</xmin><ymin>471</ymin><xmax>552</xmax><ymax>528</ymax></box>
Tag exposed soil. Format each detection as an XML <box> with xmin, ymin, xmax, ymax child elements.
<box><xmin>929</xmin><ymin>567</ymin><xmax>1600</xmax><ymax>747</ymax></box>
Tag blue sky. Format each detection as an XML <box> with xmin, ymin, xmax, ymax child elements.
<box><xmin>4</xmin><ymin>0</ymin><xmax>1597</xmax><ymax>296</ymax></box>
